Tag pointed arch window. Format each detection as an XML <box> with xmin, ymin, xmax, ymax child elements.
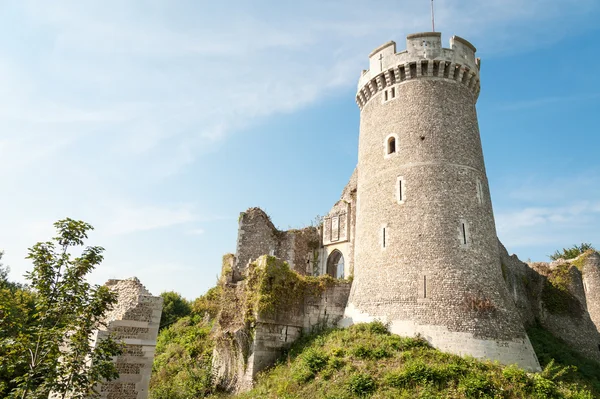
<box><xmin>326</xmin><ymin>250</ymin><xmax>345</xmax><ymax>279</ymax></box>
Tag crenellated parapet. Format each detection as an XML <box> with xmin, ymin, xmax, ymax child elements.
<box><xmin>356</xmin><ymin>32</ymin><xmax>481</xmax><ymax>110</ymax></box>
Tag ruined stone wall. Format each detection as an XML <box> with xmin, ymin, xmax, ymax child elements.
<box><xmin>212</xmin><ymin>256</ymin><xmax>351</xmax><ymax>393</ymax></box>
<box><xmin>235</xmin><ymin>208</ymin><xmax>279</xmax><ymax>280</ymax></box>
<box><xmin>96</xmin><ymin>278</ymin><xmax>163</xmax><ymax>399</ymax></box>
<box><xmin>235</xmin><ymin>207</ymin><xmax>320</xmax><ymax>279</ymax></box>
<box><xmin>582</xmin><ymin>252</ymin><xmax>600</xmax><ymax>333</ymax></box>
<box><xmin>500</xmin><ymin>244</ymin><xmax>600</xmax><ymax>363</ymax></box>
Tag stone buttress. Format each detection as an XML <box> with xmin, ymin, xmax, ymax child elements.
<box><xmin>342</xmin><ymin>32</ymin><xmax>541</xmax><ymax>371</ymax></box>
<box><xmin>96</xmin><ymin>278</ymin><xmax>163</xmax><ymax>399</ymax></box>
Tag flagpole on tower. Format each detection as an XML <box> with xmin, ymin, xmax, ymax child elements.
<box><xmin>431</xmin><ymin>0</ymin><xmax>436</xmax><ymax>32</ymax></box>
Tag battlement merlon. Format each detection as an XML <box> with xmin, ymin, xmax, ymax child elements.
<box><xmin>357</xmin><ymin>32</ymin><xmax>481</xmax><ymax>95</ymax></box>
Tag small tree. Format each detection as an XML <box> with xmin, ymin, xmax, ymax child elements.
<box><xmin>159</xmin><ymin>291</ymin><xmax>191</xmax><ymax>330</ymax></box>
<box><xmin>9</xmin><ymin>219</ymin><xmax>122</xmax><ymax>399</ymax></box>
<box><xmin>549</xmin><ymin>243</ymin><xmax>596</xmax><ymax>261</ymax></box>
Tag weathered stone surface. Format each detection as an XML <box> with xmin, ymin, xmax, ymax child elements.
<box><xmin>234</xmin><ymin>208</ymin><xmax>320</xmax><ymax>279</ymax></box>
<box><xmin>344</xmin><ymin>33</ymin><xmax>541</xmax><ymax>371</ymax></box>
<box><xmin>500</xmin><ymin>245</ymin><xmax>600</xmax><ymax>362</ymax></box>
<box><xmin>96</xmin><ymin>278</ymin><xmax>163</xmax><ymax>399</ymax></box>
<box><xmin>212</xmin><ymin>256</ymin><xmax>351</xmax><ymax>393</ymax></box>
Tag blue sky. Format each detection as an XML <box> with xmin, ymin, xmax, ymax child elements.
<box><xmin>1</xmin><ymin>1</ymin><xmax>599</xmax><ymax>299</ymax></box>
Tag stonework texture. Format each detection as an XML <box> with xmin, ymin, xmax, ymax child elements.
<box><xmin>212</xmin><ymin>256</ymin><xmax>351</xmax><ymax>393</ymax></box>
<box><xmin>95</xmin><ymin>278</ymin><xmax>163</xmax><ymax>399</ymax></box>
<box><xmin>500</xmin><ymin>245</ymin><xmax>600</xmax><ymax>362</ymax></box>
<box><xmin>235</xmin><ymin>208</ymin><xmax>320</xmax><ymax>279</ymax></box>
<box><xmin>344</xmin><ymin>33</ymin><xmax>540</xmax><ymax>371</ymax></box>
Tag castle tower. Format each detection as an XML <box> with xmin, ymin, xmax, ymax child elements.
<box><xmin>343</xmin><ymin>32</ymin><xmax>540</xmax><ymax>370</ymax></box>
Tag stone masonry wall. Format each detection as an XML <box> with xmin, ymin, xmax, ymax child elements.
<box><xmin>235</xmin><ymin>207</ymin><xmax>320</xmax><ymax>279</ymax></box>
<box><xmin>96</xmin><ymin>278</ymin><xmax>163</xmax><ymax>399</ymax></box>
<box><xmin>582</xmin><ymin>252</ymin><xmax>600</xmax><ymax>334</ymax></box>
<box><xmin>500</xmin><ymin>244</ymin><xmax>600</xmax><ymax>363</ymax></box>
<box><xmin>212</xmin><ymin>256</ymin><xmax>351</xmax><ymax>393</ymax></box>
<box><xmin>346</xmin><ymin>33</ymin><xmax>540</xmax><ymax>371</ymax></box>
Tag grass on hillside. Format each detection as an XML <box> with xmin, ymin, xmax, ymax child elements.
<box><xmin>229</xmin><ymin>322</ymin><xmax>595</xmax><ymax>399</ymax></box>
<box><xmin>527</xmin><ymin>323</ymin><xmax>600</xmax><ymax>395</ymax></box>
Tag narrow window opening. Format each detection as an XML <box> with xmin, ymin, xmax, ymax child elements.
<box><xmin>421</xmin><ymin>60</ymin><xmax>429</xmax><ymax>75</ymax></box>
<box><xmin>453</xmin><ymin>65</ymin><xmax>461</xmax><ymax>80</ymax></box>
<box><xmin>399</xmin><ymin>66</ymin><xmax>406</xmax><ymax>81</ymax></box>
<box><xmin>389</xmin><ymin>69</ymin><xmax>396</xmax><ymax>84</ymax></box>
<box><xmin>391</xmin><ymin>87</ymin><xmax>396</xmax><ymax>98</ymax></box>
<box><xmin>476</xmin><ymin>180</ymin><xmax>484</xmax><ymax>205</ymax></box>
<box><xmin>387</xmin><ymin>137</ymin><xmax>396</xmax><ymax>154</ymax></box>
<box><xmin>432</xmin><ymin>60</ymin><xmax>440</xmax><ymax>76</ymax></box>
<box><xmin>409</xmin><ymin>63</ymin><xmax>417</xmax><ymax>78</ymax></box>
<box><xmin>385</xmin><ymin>90</ymin><xmax>388</xmax><ymax>101</ymax></box>
<box><xmin>461</xmin><ymin>223</ymin><xmax>467</xmax><ymax>245</ymax></box>
<box><xmin>423</xmin><ymin>276</ymin><xmax>427</xmax><ymax>298</ymax></box>
<box><xmin>444</xmin><ymin>62</ymin><xmax>451</xmax><ymax>78</ymax></box>
<box><xmin>462</xmin><ymin>69</ymin><xmax>471</xmax><ymax>84</ymax></box>
<box><xmin>398</xmin><ymin>180</ymin><xmax>403</xmax><ymax>202</ymax></box>
<box><xmin>383</xmin><ymin>228</ymin><xmax>386</xmax><ymax>248</ymax></box>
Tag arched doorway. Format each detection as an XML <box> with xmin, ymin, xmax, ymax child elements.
<box><xmin>326</xmin><ymin>250</ymin><xmax>345</xmax><ymax>279</ymax></box>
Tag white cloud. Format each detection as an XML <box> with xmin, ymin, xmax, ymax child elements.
<box><xmin>496</xmin><ymin>173</ymin><xmax>600</xmax><ymax>252</ymax></box>
<box><xmin>98</xmin><ymin>203</ymin><xmax>198</xmax><ymax>236</ymax></box>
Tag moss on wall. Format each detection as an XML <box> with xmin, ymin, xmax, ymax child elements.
<box><xmin>570</xmin><ymin>250</ymin><xmax>597</xmax><ymax>272</ymax></box>
<box><xmin>246</xmin><ymin>256</ymin><xmax>345</xmax><ymax>320</ymax></box>
<box><xmin>541</xmin><ymin>263</ymin><xmax>583</xmax><ymax>317</ymax></box>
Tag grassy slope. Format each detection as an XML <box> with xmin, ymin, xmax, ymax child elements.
<box><xmin>527</xmin><ymin>324</ymin><xmax>600</xmax><ymax>394</ymax></box>
<box><xmin>230</xmin><ymin>322</ymin><xmax>596</xmax><ymax>399</ymax></box>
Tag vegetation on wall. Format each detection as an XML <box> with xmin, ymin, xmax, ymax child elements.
<box><xmin>541</xmin><ymin>263</ymin><xmax>583</xmax><ymax>317</ymax></box>
<box><xmin>550</xmin><ymin>244</ymin><xmax>596</xmax><ymax>261</ymax></box>
<box><xmin>245</xmin><ymin>256</ymin><xmax>347</xmax><ymax>320</ymax></box>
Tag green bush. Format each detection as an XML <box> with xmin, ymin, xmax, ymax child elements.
<box><xmin>302</xmin><ymin>348</ymin><xmax>329</xmax><ymax>374</ymax></box>
<box><xmin>458</xmin><ymin>374</ymin><xmax>497</xmax><ymax>398</ymax></box>
<box><xmin>347</xmin><ymin>373</ymin><xmax>377</xmax><ymax>396</ymax></box>
<box><xmin>549</xmin><ymin>244</ymin><xmax>595</xmax><ymax>261</ymax></box>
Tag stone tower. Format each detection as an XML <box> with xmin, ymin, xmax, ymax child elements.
<box><xmin>342</xmin><ymin>32</ymin><xmax>540</xmax><ymax>371</ymax></box>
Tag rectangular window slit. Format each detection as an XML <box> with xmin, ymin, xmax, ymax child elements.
<box><xmin>423</xmin><ymin>276</ymin><xmax>427</xmax><ymax>298</ymax></box>
<box><xmin>383</xmin><ymin>228</ymin><xmax>386</xmax><ymax>248</ymax></box>
<box><xmin>391</xmin><ymin>87</ymin><xmax>395</xmax><ymax>98</ymax></box>
<box><xmin>385</xmin><ymin>90</ymin><xmax>388</xmax><ymax>101</ymax></box>
<box><xmin>462</xmin><ymin>223</ymin><xmax>467</xmax><ymax>245</ymax></box>
<box><xmin>398</xmin><ymin>180</ymin><xmax>403</xmax><ymax>201</ymax></box>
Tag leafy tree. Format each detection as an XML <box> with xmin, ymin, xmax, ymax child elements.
<box><xmin>549</xmin><ymin>243</ymin><xmax>596</xmax><ymax>261</ymax></box>
<box><xmin>5</xmin><ymin>219</ymin><xmax>122</xmax><ymax>399</ymax></box>
<box><xmin>0</xmin><ymin>251</ymin><xmax>7</xmax><ymax>283</ymax></box>
<box><xmin>0</xmin><ymin>252</ymin><xmax>37</xmax><ymax>397</ymax></box>
<box><xmin>159</xmin><ymin>291</ymin><xmax>192</xmax><ymax>330</ymax></box>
